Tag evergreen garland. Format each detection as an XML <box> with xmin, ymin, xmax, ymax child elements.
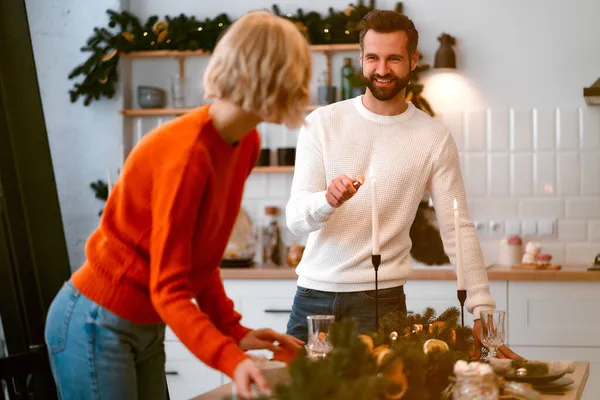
<box><xmin>263</xmin><ymin>307</ymin><xmax>473</xmax><ymax>400</ymax></box>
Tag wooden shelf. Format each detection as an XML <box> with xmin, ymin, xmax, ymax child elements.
<box><xmin>252</xmin><ymin>166</ymin><xmax>293</xmax><ymax>173</ymax></box>
<box><xmin>122</xmin><ymin>105</ymin><xmax>322</xmax><ymax>117</ymax></box>
<box><xmin>123</xmin><ymin>43</ymin><xmax>360</xmax><ymax>59</ymax></box>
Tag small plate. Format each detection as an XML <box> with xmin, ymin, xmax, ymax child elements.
<box><xmin>503</xmin><ymin>372</ymin><xmax>565</xmax><ymax>385</ymax></box>
<box><xmin>533</xmin><ymin>377</ymin><xmax>574</xmax><ymax>392</ymax></box>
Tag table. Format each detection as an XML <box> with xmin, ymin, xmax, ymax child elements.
<box><xmin>192</xmin><ymin>361</ymin><xmax>589</xmax><ymax>400</ymax></box>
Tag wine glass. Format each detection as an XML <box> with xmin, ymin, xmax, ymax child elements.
<box><xmin>480</xmin><ymin>310</ymin><xmax>506</xmax><ymax>359</ymax></box>
<box><xmin>306</xmin><ymin>315</ymin><xmax>334</xmax><ymax>359</ymax></box>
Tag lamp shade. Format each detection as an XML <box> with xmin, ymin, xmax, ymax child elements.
<box><xmin>434</xmin><ymin>33</ymin><xmax>457</xmax><ymax>69</ymax></box>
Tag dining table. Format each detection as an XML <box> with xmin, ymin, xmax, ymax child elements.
<box><xmin>191</xmin><ymin>361</ymin><xmax>590</xmax><ymax>400</ymax></box>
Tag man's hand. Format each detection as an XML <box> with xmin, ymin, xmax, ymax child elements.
<box><xmin>326</xmin><ymin>174</ymin><xmax>365</xmax><ymax>208</ymax></box>
<box><xmin>239</xmin><ymin>328</ymin><xmax>304</xmax><ymax>353</ymax></box>
<box><xmin>471</xmin><ymin>319</ymin><xmax>524</xmax><ymax>360</ymax></box>
<box><xmin>232</xmin><ymin>358</ymin><xmax>269</xmax><ymax>398</ymax></box>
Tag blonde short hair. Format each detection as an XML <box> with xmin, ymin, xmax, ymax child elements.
<box><xmin>203</xmin><ymin>11</ymin><xmax>311</xmax><ymax>128</ymax></box>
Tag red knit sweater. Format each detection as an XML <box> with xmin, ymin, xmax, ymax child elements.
<box><xmin>72</xmin><ymin>105</ymin><xmax>259</xmax><ymax>377</ymax></box>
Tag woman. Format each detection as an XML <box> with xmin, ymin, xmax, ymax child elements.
<box><xmin>44</xmin><ymin>11</ymin><xmax>311</xmax><ymax>400</ymax></box>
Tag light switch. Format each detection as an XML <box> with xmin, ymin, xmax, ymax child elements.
<box><xmin>521</xmin><ymin>220</ymin><xmax>537</xmax><ymax>236</ymax></box>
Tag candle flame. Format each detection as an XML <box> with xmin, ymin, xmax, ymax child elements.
<box><xmin>453</xmin><ymin>199</ymin><xmax>457</xmax><ymax>210</ymax></box>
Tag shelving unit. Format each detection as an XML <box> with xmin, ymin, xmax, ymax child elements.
<box><xmin>120</xmin><ymin>43</ymin><xmax>360</xmax><ymax>161</ymax></box>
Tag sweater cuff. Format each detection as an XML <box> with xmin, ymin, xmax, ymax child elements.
<box><xmin>315</xmin><ymin>191</ymin><xmax>336</xmax><ymax>218</ymax></box>
<box><xmin>216</xmin><ymin>342</ymin><xmax>250</xmax><ymax>378</ymax></box>
<box><xmin>229</xmin><ymin>324</ymin><xmax>252</xmax><ymax>343</ymax></box>
<box><xmin>472</xmin><ymin>305</ymin><xmax>495</xmax><ymax>320</ymax></box>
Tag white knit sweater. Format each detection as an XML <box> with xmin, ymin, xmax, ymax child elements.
<box><xmin>285</xmin><ymin>96</ymin><xmax>495</xmax><ymax>318</ymax></box>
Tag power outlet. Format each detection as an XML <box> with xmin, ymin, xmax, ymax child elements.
<box><xmin>488</xmin><ymin>220</ymin><xmax>504</xmax><ymax>238</ymax></box>
<box><xmin>474</xmin><ymin>221</ymin><xmax>487</xmax><ymax>236</ymax></box>
<box><xmin>521</xmin><ymin>220</ymin><xmax>537</xmax><ymax>236</ymax></box>
<box><xmin>537</xmin><ymin>219</ymin><xmax>556</xmax><ymax>237</ymax></box>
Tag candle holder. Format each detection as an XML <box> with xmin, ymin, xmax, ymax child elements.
<box><xmin>372</xmin><ymin>254</ymin><xmax>381</xmax><ymax>329</ymax></box>
<box><xmin>457</xmin><ymin>289</ymin><xmax>466</xmax><ymax>326</ymax></box>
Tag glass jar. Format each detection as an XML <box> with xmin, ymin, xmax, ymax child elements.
<box><xmin>452</xmin><ymin>371</ymin><xmax>499</xmax><ymax>400</ymax></box>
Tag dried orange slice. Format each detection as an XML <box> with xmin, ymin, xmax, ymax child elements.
<box><xmin>423</xmin><ymin>339</ymin><xmax>449</xmax><ymax>354</ymax></box>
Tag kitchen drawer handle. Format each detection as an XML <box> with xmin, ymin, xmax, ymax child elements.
<box><xmin>264</xmin><ymin>309</ymin><xmax>293</xmax><ymax>314</ymax></box>
<box><xmin>165</xmin><ymin>371</ymin><xmax>179</xmax><ymax>376</ymax></box>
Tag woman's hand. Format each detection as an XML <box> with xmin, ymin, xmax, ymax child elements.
<box><xmin>232</xmin><ymin>358</ymin><xmax>269</xmax><ymax>398</ymax></box>
<box><xmin>239</xmin><ymin>328</ymin><xmax>304</xmax><ymax>353</ymax></box>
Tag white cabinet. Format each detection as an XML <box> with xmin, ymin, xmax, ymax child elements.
<box><xmin>224</xmin><ymin>279</ymin><xmax>298</xmax><ymax>332</ymax></box>
<box><xmin>164</xmin><ymin>340</ymin><xmax>223</xmax><ymax>400</ymax></box>
<box><xmin>508</xmin><ymin>281</ymin><xmax>600</xmax><ymax>400</ymax></box>
<box><xmin>508</xmin><ymin>281</ymin><xmax>600</xmax><ymax>347</ymax></box>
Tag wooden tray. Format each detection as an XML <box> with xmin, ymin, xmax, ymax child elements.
<box><xmin>512</xmin><ymin>263</ymin><xmax>561</xmax><ymax>270</ymax></box>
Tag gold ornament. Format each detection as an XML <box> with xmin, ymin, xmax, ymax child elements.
<box><xmin>98</xmin><ymin>76</ymin><xmax>108</xmax><ymax>84</ymax></box>
<box><xmin>121</xmin><ymin>32</ymin><xmax>135</xmax><ymax>42</ymax></box>
<box><xmin>423</xmin><ymin>339</ymin><xmax>449</xmax><ymax>354</ymax></box>
<box><xmin>153</xmin><ymin>21</ymin><xmax>168</xmax><ymax>34</ymax></box>
<box><xmin>389</xmin><ymin>331</ymin><xmax>399</xmax><ymax>342</ymax></box>
<box><xmin>101</xmin><ymin>49</ymin><xmax>117</xmax><ymax>62</ymax></box>
<box><xmin>412</xmin><ymin>324</ymin><xmax>424</xmax><ymax>333</ymax></box>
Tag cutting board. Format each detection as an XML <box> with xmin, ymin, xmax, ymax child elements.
<box><xmin>512</xmin><ymin>263</ymin><xmax>561</xmax><ymax>270</ymax></box>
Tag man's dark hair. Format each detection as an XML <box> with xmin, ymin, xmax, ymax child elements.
<box><xmin>359</xmin><ymin>10</ymin><xmax>419</xmax><ymax>55</ymax></box>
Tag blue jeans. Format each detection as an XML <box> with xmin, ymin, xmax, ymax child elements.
<box><xmin>44</xmin><ymin>281</ymin><xmax>167</xmax><ymax>400</ymax></box>
<box><xmin>286</xmin><ymin>285</ymin><xmax>407</xmax><ymax>343</ymax></box>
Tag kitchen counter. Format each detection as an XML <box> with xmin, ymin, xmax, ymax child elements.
<box><xmin>191</xmin><ymin>361</ymin><xmax>590</xmax><ymax>400</ymax></box>
<box><xmin>220</xmin><ymin>265</ymin><xmax>600</xmax><ymax>281</ymax></box>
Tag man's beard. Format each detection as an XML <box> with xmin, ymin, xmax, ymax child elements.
<box><xmin>363</xmin><ymin>71</ymin><xmax>410</xmax><ymax>101</ymax></box>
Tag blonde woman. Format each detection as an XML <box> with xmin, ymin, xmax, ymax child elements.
<box><xmin>44</xmin><ymin>11</ymin><xmax>311</xmax><ymax>400</ymax></box>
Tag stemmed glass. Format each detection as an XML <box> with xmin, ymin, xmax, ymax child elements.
<box><xmin>480</xmin><ymin>310</ymin><xmax>506</xmax><ymax>359</ymax></box>
<box><xmin>306</xmin><ymin>315</ymin><xmax>334</xmax><ymax>359</ymax></box>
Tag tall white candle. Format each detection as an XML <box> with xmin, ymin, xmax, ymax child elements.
<box><xmin>106</xmin><ymin>168</ymin><xmax>113</xmax><ymax>193</ymax></box>
<box><xmin>370</xmin><ymin>167</ymin><xmax>380</xmax><ymax>255</ymax></box>
<box><xmin>454</xmin><ymin>199</ymin><xmax>465</xmax><ymax>290</ymax></box>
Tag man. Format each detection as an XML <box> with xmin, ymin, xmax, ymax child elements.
<box><xmin>285</xmin><ymin>9</ymin><xmax>519</xmax><ymax>359</ymax></box>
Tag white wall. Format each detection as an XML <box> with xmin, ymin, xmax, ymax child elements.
<box><xmin>25</xmin><ymin>0</ymin><xmax>125</xmax><ymax>269</ymax></box>
<box><xmin>26</xmin><ymin>0</ymin><xmax>600</xmax><ymax>269</ymax></box>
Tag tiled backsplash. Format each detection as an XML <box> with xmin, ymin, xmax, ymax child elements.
<box><xmin>239</xmin><ymin>106</ymin><xmax>600</xmax><ymax>266</ymax></box>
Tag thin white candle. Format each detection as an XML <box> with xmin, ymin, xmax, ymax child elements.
<box><xmin>454</xmin><ymin>199</ymin><xmax>465</xmax><ymax>290</ymax></box>
<box><xmin>369</xmin><ymin>167</ymin><xmax>380</xmax><ymax>255</ymax></box>
<box><xmin>106</xmin><ymin>168</ymin><xmax>113</xmax><ymax>193</ymax></box>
